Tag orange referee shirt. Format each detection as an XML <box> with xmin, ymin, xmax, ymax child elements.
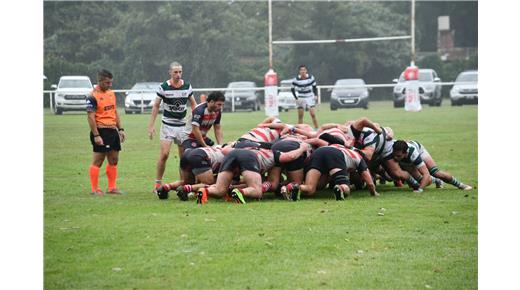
<box><xmin>86</xmin><ymin>86</ymin><xmax>117</xmax><ymax>127</ymax></box>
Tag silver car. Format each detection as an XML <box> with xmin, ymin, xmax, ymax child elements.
<box><xmin>393</xmin><ymin>69</ymin><xmax>443</xmax><ymax>107</ymax></box>
<box><xmin>450</xmin><ymin>70</ymin><xmax>478</xmax><ymax>106</ymax></box>
<box><xmin>330</xmin><ymin>78</ymin><xmax>370</xmax><ymax>110</ymax></box>
<box><xmin>277</xmin><ymin>79</ymin><xmax>297</xmax><ymax>112</ymax></box>
<box><xmin>51</xmin><ymin>76</ymin><xmax>93</xmax><ymax>114</ymax></box>
<box><xmin>223</xmin><ymin>81</ymin><xmax>261</xmax><ymax>112</ymax></box>
<box><xmin>124</xmin><ymin>82</ymin><xmax>161</xmax><ymax>114</ymax></box>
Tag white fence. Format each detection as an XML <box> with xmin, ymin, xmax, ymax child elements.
<box><xmin>44</xmin><ymin>81</ymin><xmax>471</xmax><ymax>114</ymax></box>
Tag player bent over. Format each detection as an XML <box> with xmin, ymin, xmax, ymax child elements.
<box><xmin>196</xmin><ymin>143</ymin><xmax>307</xmax><ymax>204</ymax></box>
<box><xmin>392</xmin><ymin>140</ymin><xmax>472</xmax><ymax>191</ymax></box>
<box><xmin>283</xmin><ymin>144</ymin><xmax>378</xmax><ymax>201</ymax></box>
<box><xmin>86</xmin><ymin>69</ymin><xmax>126</xmax><ymax>195</ymax></box>
<box><xmin>155</xmin><ymin>145</ymin><xmax>225</xmax><ymax>200</ymax></box>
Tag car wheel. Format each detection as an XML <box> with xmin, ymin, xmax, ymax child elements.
<box><xmin>363</xmin><ymin>101</ymin><xmax>369</xmax><ymax>110</ymax></box>
<box><xmin>284</xmin><ymin>109</ymin><xmax>289</xmax><ymax>112</ymax></box>
<box><xmin>54</xmin><ymin>107</ymin><xmax>63</xmax><ymax>115</ymax></box>
<box><xmin>451</xmin><ymin>100</ymin><xmax>459</xmax><ymax>106</ymax></box>
<box><xmin>393</xmin><ymin>100</ymin><xmax>403</xmax><ymax>108</ymax></box>
<box><xmin>330</xmin><ymin>105</ymin><xmax>337</xmax><ymax>111</ymax></box>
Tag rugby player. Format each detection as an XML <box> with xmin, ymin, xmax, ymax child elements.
<box><xmin>148</xmin><ymin>62</ymin><xmax>197</xmax><ymax>193</ymax></box>
<box><xmin>291</xmin><ymin>65</ymin><xmax>319</xmax><ymax>128</ymax></box>
<box><xmin>182</xmin><ymin>91</ymin><xmax>225</xmax><ymax>150</ymax></box>
<box><xmin>392</xmin><ymin>140</ymin><xmax>472</xmax><ymax>191</ymax></box>
<box><xmin>283</xmin><ymin>143</ymin><xmax>378</xmax><ymax>201</ymax></box>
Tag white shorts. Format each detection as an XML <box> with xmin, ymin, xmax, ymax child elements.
<box><xmin>296</xmin><ymin>97</ymin><xmax>316</xmax><ymax>109</ymax></box>
<box><xmin>160</xmin><ymin>123</ymin><xmax>190</xmax><ymax>144</ymax></box>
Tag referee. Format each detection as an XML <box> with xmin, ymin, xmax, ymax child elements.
<box><xmin>291</xmin><ymin>64</ymin><xmax>319</xmax><ymax>129</ymax></box>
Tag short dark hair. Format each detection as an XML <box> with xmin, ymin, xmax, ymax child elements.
<box><xmin>97</xmin><ymin>69</ymin><xmax>113</xmax><ymax>81</ymax></box>
<box><xmin>207</xmin><ymin>91</ymin><xmax>225</xmax><ymax>102</ymax></box>
<box><xmin>298</xmin><ymin>64</ymin><xmax>308</xmax><ymax>70</ymax></box>
<box><xmin>392</xmin><ymin>140</ymin><xmax>409</xmax><ymax>154</ymax></box>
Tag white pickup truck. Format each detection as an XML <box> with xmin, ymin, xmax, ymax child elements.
<box><xmin>51</xmin><ymin>76</ymin><xmax>93</xmax><ymax>114</ymax></box>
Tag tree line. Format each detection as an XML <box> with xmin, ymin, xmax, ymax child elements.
<box><xmin>44</xmin><ymin>1</ymin><xmax>477</xmax><ymax>104</ymax></box>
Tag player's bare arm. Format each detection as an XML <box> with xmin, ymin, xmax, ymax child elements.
<box><xmin>361</xmin><ymin>170</ymin><xmax>379</xmax><ymax>196</ymax></box>
<box><xmin>214</xmin><ymin>124</ymin><xmax>223</xmax><ymax>145</ymax></box>
<box><xmin>87</xmin><ymin>111</ymin><xmax>103</xmax><ymax>146</ymax></box>
<box><xmin>148</xmin><ymin>97</ymin><xmax>162</xmax><ymax>139</ymax></box>
<box><xmin>191</xmin><ymin>125</ymin><xmax>208</xmax><ymax>147</ymax></box>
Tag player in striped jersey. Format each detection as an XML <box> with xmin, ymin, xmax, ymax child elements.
<box><xmin>182</xmin><ymin>91</ymin><xmax>225</xmax><ymax>150</ymax></box>
<box><xmin>283</xmin><ymin>144</ymin><xmax>378</xmax><ymax>201</ymax></box>
<box><xmin>156</xmin><ymin>145</ymin><xmax>225</xmax><ymax>200</ymax></box>
<box><xmin>353</xmin><ymin>127</ymin><xmax>422</xmax><ymax>190</ymax></box>
<box><xmin>236</xmin><ymin>117</ymin><xmax>284</xmax><ymax>148</ymax></box>
<box><xmin>147</xmin><ymin>62</ymin><xmax>197</xmax><ymax>192</ymax></box>
<box><xmin>392</xmin><ymin>140</ymin><xmax>472</xmax><ymax>191</ymax></box>
<box><xmin>291</xmin><ymin>65</ymin><xmax>319</xmax><ymax>129</ymax></box>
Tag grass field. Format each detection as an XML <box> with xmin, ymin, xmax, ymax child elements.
<box><xmin>44</xmin><ymin>101</ymin><xmax>477</xmax><ymax>289</ymax></box>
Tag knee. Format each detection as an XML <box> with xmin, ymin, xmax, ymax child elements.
<box><xmin>159</xmin><ymin>152</ymin><xmax>170</xmax><ymax>162</ymax></box>
<box><xmin>108</xmin><ymin>158</ymin><xmax>118</xmax><ymax>166</ymax></box>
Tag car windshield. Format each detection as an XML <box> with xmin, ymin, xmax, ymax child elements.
<box><xmin>456</xmin><ymin>73</ymin><xmax>478</xmax><ymax>83</ymax></box>
<box><xmin>335</xmin><ymin>79</ymin><xmax>365</xmax><ymax>87</ymax></box>
<box><xmin>398</xmin><ymin>71</ymin><xmax>435</xmax><ymax>82</ymax></box>
<box><xmin>59</xmin><ymin>79</ymin><xmax>92</xmax><ymax>88</ymax></box>
<box><xmin>132</xmin><ymin>83</ymin><xmax>159</xmax><ymax>90</ymax></box>
<box><xmin>418</xmin><ymin>72</ymin><xmax>433</xmax><ymax>82</ymax></box>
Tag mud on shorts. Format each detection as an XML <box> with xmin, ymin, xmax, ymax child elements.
<box><xmin>272</xmin><ymin>139</ymin><xmax>306</xmax><ymax>172</ymax></box>
<box><xmin>90</xmin><ymin>127</ymin><xmax>121</xmax><ymax>153</ymax></box>
<box><xmin>160</xmin><ymin>122</ymin><xmax>189</xmax><ymax>145</ymax></box>
<box><xmin>219</xmin><ymin>149</ymin><xmax>260</xmax><ymax>174</ymax></box>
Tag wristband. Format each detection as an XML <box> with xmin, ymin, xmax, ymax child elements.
<box><xmin>118</xmin><ymin>128</ymin><xmax>124</xmax><ymax>131</ymax></box>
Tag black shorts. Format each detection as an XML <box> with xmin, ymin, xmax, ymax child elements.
<box><xmin>180</xmin><ymin>149</ymin><xmax>212</xmax><ymax>175</ymax></box>
<box><xmin>90</xmin><ymin>128</ymin><xmax>121</xmax><ymax>153</ymax></box>
<box><xmin>308</xmin><ymin>146</ymin><xmax>346</xmax><ymax>174</ymax></box>
<box><xmin>236</xmin><ymin>138</ymin><xmax>272</xmax><ymax>150</ymax></box>
<box><xmin>272</xmin><ymin>140</ymin><xmax>306</xmax><ymax>172</ymax></box>
<box><xmin>219</xmin><ymin>149</ymin><xmax>260</xmax><ymax>174</ymax></box>
<box><xmin>181</xmin><ymin>137</ymin><xmax>214</xmax><ymax>150</ymax></box>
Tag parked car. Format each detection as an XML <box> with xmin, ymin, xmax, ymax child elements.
<box><xmin>223</xmin><ymin>81</ymin><xmax>261</xmax><ymax>112</ymax></box>
<box><xmin>277</xmin><ymin>79</ymin><xmax>297</xmax><ymax>112</ymax></box>
<box><xmin>330</xmin><ymin>78</ymin><xmax>370</xmax><ymax>110</ymax></box>
<box><xmin>124</xmin><ymin>82</ymin><xmax>161</xmax><ymax>114</ymax></box>
<box><xmin>51</xmin><ymin>76</ymin><xmax>93</xmax><ymax>114</ymax></box>
<box><xmin>450</xmin><ymin>70</ymin><xmax>478</xmax><ymax>106</ymax></box>
<box><xmin>392</xmin><ymin>69</ymin><xmax>442</xmax><ymax>107</ymax></box>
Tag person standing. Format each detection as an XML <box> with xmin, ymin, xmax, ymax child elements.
<box><xmin>291</xmin><ymin>65</ymin><xmax>319</xmax><ymax>129</ymax></box>
<box><xmin>148</xmin><ymin>62</ymin><xmax>197</xmax><ymax>192</ymax></box>
<box><xmin>86</xmin><ymin>69</ymin><xmax>126</xmax><ymax>195</ymax></box>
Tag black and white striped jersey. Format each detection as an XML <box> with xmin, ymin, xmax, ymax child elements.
<box><xmin>292</xmin><ymin>74</ymin><xmax>317</xmax><ymax>98</ymax></box>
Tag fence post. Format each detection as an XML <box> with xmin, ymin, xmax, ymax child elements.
<box><xmin>317</xmin><ymin>87</ymin><xmax>321</xmax><ymax>106</ymax></box>
<box><xmin>140</xmin><ymin>91</ymin><xmax>144</xmax><ymax>114</ymax></box>
<box><xmin>49</xmin><ymin>91</ymin><xmax>54</xmax><ymax>113</ymax></box>
<box><xmin>231</xmin><ymin>89</ymin><xmax>235</xmax><ymax>112</ymax></box>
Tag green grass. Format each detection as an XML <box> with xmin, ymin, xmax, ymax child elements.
<box><xmin>44</xmin><ymin>101</ymin><xmax>477</xmax><ymax>289</ymax></box>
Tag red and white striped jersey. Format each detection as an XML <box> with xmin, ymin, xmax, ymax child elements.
<box><xmin>247</xmin><ymin>127</ymin><xmax>281</xmax><ymax>143</ymax></box>
<box><xmin>199</xmin><ymin>146</ymin><xmax>224</xmax><ymax>173</ymax></box>
<box><xmin>253</xmin><ymin>148</ymin><xmax>275</xmax><ymax>174</ymax></box>
<box><xmin>319</xmin><ymin>127</ymin><xmax>354</xmax><ymax>147</ymax></box>
<box><xmin>328</xmin><ymin>144</ymin><xmax>366</xmax><ymax>172</ymax></box>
